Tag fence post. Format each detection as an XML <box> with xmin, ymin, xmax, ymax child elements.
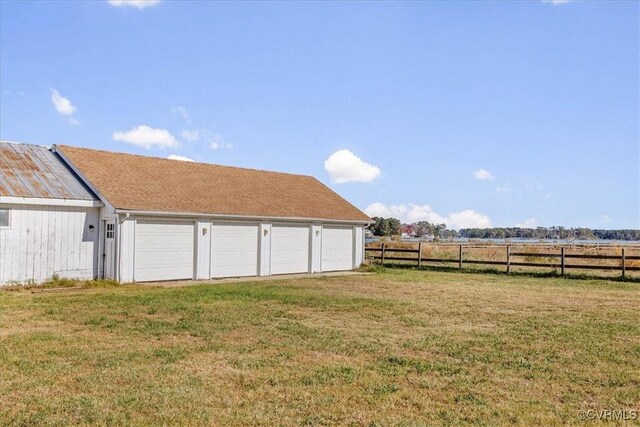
<box><xmin>622</xmin><ymin>248</ymin><xmax>625</xmax><ymax>278</ymax></box>
<box><xmin>506</xmin><ymin>245</ymin><xmax>511</xmax><ymax>274</ymax></box>
<box><xmin>417</xmin><ymin>242</ymin><xmax>423</xmax><ymax>269</ymax></box>
<box><xmin>561</xmin><ymin>247</ymin><xmax>565</xmax><ymax>276</ymax></box>
<box><xmin>459</xmin><ymin>245</ymin><xmax>463</xmax><ymax>270</ymax></box>
<box><xmin>381</xmin><ymin>243</ymin><xmax>386</xmax><ymax>266</ymax></box>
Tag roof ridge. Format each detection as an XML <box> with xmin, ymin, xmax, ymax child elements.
<box><xmin>0</xmin><ymin>140</ymin><xmax>50</xmax><ymax>148</ymax></box>
<box><xmin>55</xmin><ymin>144</ymin><xmax>316</xmax><ymax>179</ymax></box>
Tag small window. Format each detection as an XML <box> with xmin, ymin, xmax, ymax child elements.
<box><xmin>106</xmin><ymin>223</ymin><xmax>115</xmax><ymax>239</ymax></box>
<box><xmin>0</xmin><ymin>209</ymin><xmax>9</xmax><ymax>228</ymax></box>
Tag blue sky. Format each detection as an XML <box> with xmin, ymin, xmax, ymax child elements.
<box><xmin>1</xmin><ymin>0</ymin><xmax>638</xmax><ymax>229</ymax></box>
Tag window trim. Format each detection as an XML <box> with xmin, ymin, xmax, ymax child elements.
<box><xmin>106</xmin><ymin>222</ymin><xmax>115</xmax><ymax>240</ymax></box>
<box><xmin>0</xmin><ymin>208</ymin><xmax>10</xmax><ymax>229</ymax></box>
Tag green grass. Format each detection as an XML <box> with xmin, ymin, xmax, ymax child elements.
<box><xmin>3</xmin><ymin>275</ymin><xmax>120</xmax><ymax>291</ymax></box>
<box><xmin>1</xmin><ymin>270</ymin><xmax>639</xmax><ymax>426</ymax></box>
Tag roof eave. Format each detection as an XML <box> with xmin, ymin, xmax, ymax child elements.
<box><xmin>113</xmin><ymin>208</ymin><xmax>371</xmax><ymax>225</ymax></box>
<box><xmin>0</xmin><ymin>195</ymin><xmax>103</xmax><ymax>208</ymax></box>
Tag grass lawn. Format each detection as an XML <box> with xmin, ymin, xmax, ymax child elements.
<box><xmin>1</xmin><ymin>269</ymin><xmax>639</xmax><ymax>426</ymax></box>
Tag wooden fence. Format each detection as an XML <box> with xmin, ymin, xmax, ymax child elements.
<box><xmin>366</xmin><ymin>243</ymin><xmax>640</xmax><ymax>278</ymax></box>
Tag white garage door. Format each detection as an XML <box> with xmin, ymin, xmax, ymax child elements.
<box><xmin>135</xmin><ymin>221</ymin><xmax>194</xmax><ymax>282</ymax></box>
<box><xmin>321</xmin><ymin>226</ymin><xmax>354</xmax><ymax>272</ymax></box>
<box><xmin>271</xmin><ymin>225</ymin><xmax>310</xmax><ymax>275</ymax></box>
<box><xmin>211</xmin><ymin>223</ymin><xmax>259</xmax><ymax>278</ymax></box>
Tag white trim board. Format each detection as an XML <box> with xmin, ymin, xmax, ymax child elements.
<box><xmin>114</xmin><ymin>209</ymin><xmax>371</xmax><ymax>225</ymax></box>
<box><xmin>0</xmin><ymin>196</ymin><xmax>102</xmax><ymax>208</ymax></box>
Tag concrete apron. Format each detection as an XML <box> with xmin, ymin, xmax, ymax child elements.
<box><xmin>139</xmin><ymin>271</ymin><xmax>371</xmax><ymax>288</ymax></box>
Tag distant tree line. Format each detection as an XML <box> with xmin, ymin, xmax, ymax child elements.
<box><xmin>458</xmin><ymin>227</ymin><xmax>593</xmax><ymax>240</ymax></box>
<box><xmin>593</xmin><ymin>229</ymin><xmax>640</xmax><ymax>241</ymax></box>
<box><xmin>457</xmin><ymin>227</ymin><xmax>640</xmax><ymax>241</ymax></box>
<box><xmin>367</xmin><ymin>217</ymin><xmax>640</xmax><ymax>241</ymax></box>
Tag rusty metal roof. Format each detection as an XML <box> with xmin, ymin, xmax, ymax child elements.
<box><xmin>0</xmin><ymin>141</ymin><xmax>96</xmax><ymax>200</ymax></box>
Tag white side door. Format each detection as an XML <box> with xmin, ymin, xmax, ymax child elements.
<box><xmin>103</xmin><ymin>219</ymin><xmax>116</xmax><ymax>280</ymax></box>
<box><xmin>210</xmin><ymin>223</ymin><xmax>259</xmax><ymax>278</ymax></box>
<box><xmin>321</xmin><ymin>226</ymin><xmax>354</xmax><ymax>272</ymax></box>
<box><xmin>271</xmin><ymin>224</ymin><xmax>310</xmax><ymax>275</ymax></box>
<box><xmin>134</xmin><ymin>220</ymin><xmax>195</xmax><ymax>282</ymax></box>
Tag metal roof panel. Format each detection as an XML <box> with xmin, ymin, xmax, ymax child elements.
<box><xmin>0</xmin><ymin>141</ymin><xmax>97</xmax><ymax>200</ymax></box>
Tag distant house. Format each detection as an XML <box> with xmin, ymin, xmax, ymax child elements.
<box><xmin>0</xmin><ymin>142</ymin><xmax>370</xmax><ymax>285</ymax></box>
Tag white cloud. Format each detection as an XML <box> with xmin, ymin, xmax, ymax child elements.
<box><xmin>473</xmin><ymin>169</ymin><xmax>495</xmax><ymax>180</ymax></box>
<box><xmin>108</xmin><ymin>0</ymin><xmax>161</xmax><ymax>9</ymax></box>
<box><xmin>541</xmin><ymin>0</ymin><xmax>571</xmax><ymax>5</ymax></box>
<box><xmin>68</xmin><ymin>117</ymin><xmax>81</xmax><ymax>126</ymax></box>
<box><xmin>181</xmin><ymin>130</ymin><xmax>200</xmax><ymax>141</ymax></box>
<box><xmin>516</xmin><ymin>218</ymin><xmax>538</xmax><ymax>228</ymax></box>
<box><xmin>209</xmin><ymin>134</ymin><xmax>222</xmax><ymax>150</ymax></box>
<box><xmin>495</xmin><ymin>184</ymin><xmax>510</xmax><ymax>193</ymax></box>
<box><xmin>446</xmin><ymin>210</ymin><xmax>492</xmax><ymax>229</ymax></box>
<box><xmin>167</xmin><ymin>154</ymin><xmax>194</xmax><ymax>162</ymax></box>
<box><xmin>523</xmin><ymin>181</ymin><xmax>551</xmax><ymax>199</ymax></box>
<box><xmin>524</xmin><ymin>181</ymin><xmax>544</xmax><ymax>191</ymax></box>
<box><xmin>3</xmin><ymin>90</ymin><xmax>24</xmax><ymax>96</ymax></box>
<box><xmin>365</xmin><ymin>203</ymin><xmax>445</xmax><ymax>224</ymax></box>
<box><xmin>364</xmin><ymin>203</ymin><xmax>492</xmax><ymax>229</ymax></box>
<box><xmin>172</xmin><ymin>105</ymin><xmax>190</xmax><ymax>122</ymax></box>
<box><xmin>112</xmin><ymin>125</ymin><xmax>179</xmax><ymax>149</ymax></box>
<box><xmin>208</xmin><ymin>133</ymin><xmax>233</xmax><ymax>150</ymax></box>
<box><xmin>50</xmin><ymin>89</ymin><xmax>76</xmax><ymax>115</ymax></box>
<box><xmin>180</xmin><ymin>129</ymin><xmax>232</xmax><ymax>150</ymax></box>
<box><xmin>600</xmin><ymin>214</ymin><xmax>612</xmax><ymax>224</ymax></box>
<box><xmin>363</xmin><ymin>202</ymin><xmax>390</xmax><ymax>218</ymax></box>
<box><xmin>324</xmin><ymin>150</ymin><xmax>380</xmax><ymax>184</ymax></box>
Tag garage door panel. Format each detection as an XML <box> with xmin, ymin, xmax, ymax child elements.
<box><xmin>271</xmin><ymin>225</ymin><xmax>310</xmax><ymax>275</ymax></box>
<box><xmin>321</xmin><ymin>226</ymin><xmax>353</xmax><ymax>272</ymax></box>
<box><xmin>135</xmin><ymin>221</ymin><xmax>194</xmax><ymax>282</ymax></box>
<box><xmin>211</xmin><ymin>223</ymin><xmax>259</xmax><ymax>278</ymax></box>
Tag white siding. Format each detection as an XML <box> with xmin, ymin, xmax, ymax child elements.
<box><xmin>118</xmin><ymin>217</ymin><xmax>136</xmax><ymax>283</ymax></box>
<box><xmin>196</xmin><ymin>220</ymin><xmax>211</xmax><ymax>280</ymax></box>
<box><xmin>0</xmin><ymin>204</ymin><xmax>100</xmax><ymax>285</ymax></box>
<box><xmin>259</xmin><ymin>223</ymin><xmax>271</xmax><ymax>276</ymax></box>
<box><xmin>321</xmin><ymin>226</ymin><xmax>354</xmax><ymax>272</ymax></box>
<box><xmin>210</xmin><ymin>223</ymin><xmax>259</xmax><ymax>278</ymax></box>
<box><xmin>271</xmin><ymin>224</ymin><xmax>310</xmax><ymax>275</ymax></box>
<box><xmin>311</xmin><ymin>224</ymin><xmax>322</xmax><ymax>273</ymax></box>
<box><xmin>354</xmin><ymin>226</ymin><xmax>364</xmax><ymax>268</ymax></box>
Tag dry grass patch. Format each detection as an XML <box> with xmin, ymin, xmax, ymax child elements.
<box><xmin>1</xmin><ymin>270</ymin><xmax>639</xmax><ymax>425</ymax></box>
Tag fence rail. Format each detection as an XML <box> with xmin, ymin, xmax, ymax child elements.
<box><xmin>365</xmin><ymin>243</ymin><xmax>639</xmax><ymax>278</ymax></box>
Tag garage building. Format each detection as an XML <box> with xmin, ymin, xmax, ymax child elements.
<box><xmin>42</xmin><ymin>144</ymin><xmax>369</xmax><ymax>283</ymax></box>
<box><xmin>0</xmin><ymin>142</ymin><xmax>102</xmax><ymax>285</ymax></box>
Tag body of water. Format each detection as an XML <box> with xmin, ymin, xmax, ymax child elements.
<box><xmin>365</xmin><ymin>237</ymin><xmax>640</xmax><ymax>246</ymax></box>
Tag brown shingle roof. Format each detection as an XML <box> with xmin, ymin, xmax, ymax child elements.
<box><xmin>55</xmin><ymin>145</ymin><xmax>370</xmax><ymax>222</ymax></box>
